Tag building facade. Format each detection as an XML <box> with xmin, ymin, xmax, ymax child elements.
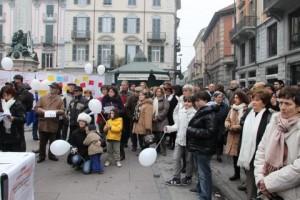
<box><xmin>64</xmin><ymin>0</ymin><xmax>181</xmax><ymax>74</ymax></box>
<box><xmin>202</xmin><ymin>5</ymin><xmax>235</xmax><ymax>86</ymax></box>
<box><xmin>233</xmin><ymin>0</ymin><xmax>300</xmax><ymax>87</ymax></box>
<box><xmin>0</xmin><ymin>0</ymin><xmax>67</xmax><ymax>70</ymax></box>
<box><xmin>191</xmin><ymin>27</ymin><xmax>206</xmax><ymax>87</ymax></box>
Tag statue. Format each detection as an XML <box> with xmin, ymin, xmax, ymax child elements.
<box><xmin>7</xmin><ymin>30</ymin><xmax>38</xmax><ymax>62</ymax></box>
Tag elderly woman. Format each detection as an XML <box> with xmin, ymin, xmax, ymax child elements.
<box><xmin>254</xmin><ymin>87</ymin><xmax>300</xmax><ymax>200</ymax></box>
<box><xmin>238</xmin><ymin>89</ymin><xmax>273</xmax><ymax>200</ymax></box>
<box><xmin>0</xmin><ymin>86</ymin><xmax>26</xmax><ymax>152</ymax></box>
<box><xmin>152</xmin><ymin>87</ymin><xmax>170</xmax><ymax>156</ymax></box>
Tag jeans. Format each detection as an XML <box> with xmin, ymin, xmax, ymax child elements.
<box><xmin>193</xmin><ymin>153</ymin><xmax>212</xmax><ymax>200</ymax></box>
<box><xmin>71</xmin><ymin>154</ymin><xmax>91</xmax><ymax>174</ymax></box>
<box><xmin>90</xmin><ymin>154</ymin><xmax>104</xmax><ymax>173</ymax></box>
<box><xmin>107</xmin><ymin>140</ymin><xmax>121</xmax><ymax>162</ymax></box>
<box><xmin>173</xmin><ymin>144</ymin><xmax>193</xmax><ymax>178</ymax></box>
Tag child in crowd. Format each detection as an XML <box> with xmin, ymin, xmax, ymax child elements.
<box><xmin>83</xmin><ymin>124</ymin><xmax>104</xmax><ymax>174</ymax></box>
<box><xmin>104</xmin><ymin>109</ymin><xmax>123</xmax><ymax>167</ymax></box>
<box><xmin>164</xmin><ymin>96</ymin><xmax>196</xmax><ymax>185</ymax></box>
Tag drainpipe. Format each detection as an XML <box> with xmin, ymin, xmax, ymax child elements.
<box><xmin>56</xmin><ymin>0</ymin><xmax>60</xmax><ymax>68</ymax></box>
<box><xmin>92</xmin><ymin>0</ymin><xmax>96</xmax><ymax>71</ymax></box>
<box><xmin>233</xmin><ymin>0</ymin><xmax>237</xmax><ymax>80</ymax></box>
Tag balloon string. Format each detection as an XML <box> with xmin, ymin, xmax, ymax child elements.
<box><xmin>155</xmin><ymin>132</ymin><xmax>167</xmax><ymax>149</ymax></box>
<box><xmin>99</xmin><ymin>112</ymin><xmax>107</xmax><ymax>123</ymax></box>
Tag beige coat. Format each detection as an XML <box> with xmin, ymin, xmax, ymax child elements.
<box><xmin>224</xmin><ymin>106</ymin><xmax>247</xmax><ymax>156</ymax></box>
<box><xmin>254</xmin><ymin>113</ymin><xmax>300</xmax><ymax>200</ymax></box>
<box><xmin>132</xmin><ymin>99</ymin><xmax>153</xmax><ymax>135</ymax></box>
<box><xmin>35</xmin><ymin>94</ymin><xmax>64</xmax><ymax>134</ymax></box>
<box><xmin>83</xmin><ymin>131</ymin><xmax>103</xmax><ymax>155</ymax></box>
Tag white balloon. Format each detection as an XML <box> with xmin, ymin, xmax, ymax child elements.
<box><xmin>30</xmin><ymin>79</ymin><xmax>41</xmax><ymax>91</ymax></box>
<box><xmin>139</xmin><ymin>148</ymin><xmax>157</xmax><ymax>167</ymax></box>
<box><xmin>50</xmin><ymin>140</ymin><xmax>71</xmax><ymax>156</ymax></box>
<box><xmin>97</xmin><ymin>65</ymin><xmax>105</xmax><ymax>75</ymax></box>
<box><xmin>84</xmin><ymin>63</ymin><xmax>93</xmax><ymax>74</ymax></box>
<box><xmin>88</xmin><ymin>99</ymin><xmax>102</xmax><ymax>114</ymax></box>
<box><xmin>1</xmin><ymin>57</ymin><xmax>13</xmax><ymax>70</ymax></box>
<box><xmin>40</xmin><ymin>80</ymin><xmax>50</xmax><ymax>91</ymax></box>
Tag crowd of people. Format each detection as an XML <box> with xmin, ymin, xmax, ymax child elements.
<box><xmin>0</xmin><ymin>74</ymin><xmax>300</xmax><ymax>200</ymax></box>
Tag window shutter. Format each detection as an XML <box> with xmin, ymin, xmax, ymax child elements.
<box><xmin>74</xmin><ymin>0</ymin><xmax>78</xmax><ymax>4</ymax></box>
<box><xmin>85</xmin><ymin>45</ymin><xmax>89</xmax><ymax>61</ymax></box>
<box><xmin>49</xmin><ymin>54</ymin><xmax>53</xmax><ymax>68</ymax></box>
<box><xmin>148</xmin><ymin>46</ymin><xmax>152</xmax><ymax>62</ymax></box>
<box><xmin>42</xmin><ymin>54</ymin><xmax>46</xmax><ymax>68</ymax></box>
<box><xmin>0</xmin><ymin>5</ymin><xmax>3</xmax><ymax>17</ymax></box>
<box><xmin>73</xmin><ymin>17</ymin><xmax>77</xmax><ymax>31</ymax></box>
<box><xmin>160</xmin><ymin>46</ymin><xmax>164</xmax><ymax>63</ymax></box>
<box><xmin>125</xmin><ymin>45</ymin><xmax>128</xmax><ymax>64</ymax></box>
<box><xmin>45</xmin><ymin>25</ymin><xmax>54</xmax><ymax>43</ymax></box>
<box><xmin>98</xmin><ymin>45</ymin><xmax>102</xmax><ymax>65</ymax></box>
<box><xmin>46</xmin><ymin>5</ymin><xmax>54</xmax><ymax>16</ymax></box>
<box><xmin>111</xmin><ymin>17</ymin><xmax>115</xmax><ymax>33</ymax></box>
<box><xmin>72</xmin><ymin>45</ymin><xmax>77</xmax><ymax>61</ymax></box>
<box><xmin>87</xmin><ymin>17</ymin><xmax>90</xmax><ymax>31</ymax></box>
<box><xmin>98</xmin><ymin>17</ymin><xmax>102</xmax><ymax>32</ymax></box>
<box><xmin>123</xmin><ymin>18</ymin><xmax>127</xmax><ymax>33</ymax></box>
<box><xmin>136</xmin><ymin>45</ymin><xmax>139</xmax><ymax>53</ymax></box>
<box><xmin>136</xmin><ymin>18</ymin><xmax>140</xmax><ymax>33</ymax></box>
<box><xmin>0</xmin><ymin>25</ymin><xmax>3</xmax><ymax>42</ymax></box>
<box><xmin>110</xmin><ymin>45</ymin><xmax>115</xmax><ymax>68</ymax></box>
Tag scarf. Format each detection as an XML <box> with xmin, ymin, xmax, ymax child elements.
<box><xmin>263</xmin><ymin>114</ymin><xmax>300</xmax><ymax>175</ymax></box>
<box><xmin>153</xmin><ymin>97</ymin><xmax>159</xmax><ymax>117</ymax></box>
<box><xmin>238</xmin><ymin>108</ymin><xmax>266</xmax><ymax>170</ymax></box>
<box><xmin>1</xmin><ymin>98</ymin><xmax>16</xmax><ymax>133</ymax></box>
<box><xmin>231</xmin><ymin>103</ymin><xmax>246</xmax><ymax>121</ymax></box>
<box><xmin>167</xmin><ymin>94</ymin><xmax>174</xmax><ymax>102</ymax></box>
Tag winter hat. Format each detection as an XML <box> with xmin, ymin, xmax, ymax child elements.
<box><xmin>77</xmin><ymin>113</ymin><xmax>92</xmax><ymax>124</ymax></box>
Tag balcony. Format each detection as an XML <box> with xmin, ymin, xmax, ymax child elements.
<box><xmin>230</xmin><ymin>16</ymin><xmax>256</xmax><ymax>43</ymax></box>
<box><xmin>147</xmin><ymin>32</ymin><xmax>166</xmax><ymax>43</ymax></box>
<box><xmin>43</xmin><ymin>13</ymin><xmax>57</xmax><ymax>23</ymax></box>
<box><xmin>264</xmin><ymin>0</ymin><xmax>294</xmax><ymax>20</ymax></box>
<box><xmin>41</xmin><ymin>36</ymin><xmax>56</xmax><ymax>47</ymax></box>
<box><xmin>71</xmin><ymin>30</ymin><xmax>91</xmax><ymax>41</ymax></box>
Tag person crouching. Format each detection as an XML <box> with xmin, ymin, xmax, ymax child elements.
<box><xmin>83</xmin><ymin>124</ymin><xmax>104</xmax><ymax>174</ymax></box>
<box><xmin>104</xmin><ymin>108</ymin><xmax>123</xmax><ymax>167</ymax></box>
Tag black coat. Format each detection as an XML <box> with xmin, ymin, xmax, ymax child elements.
<box><xmin>16</xmin><ymin>86</ymin><xmax>34</xmax><ymax>112</ymax></box>
<box><xmin>101</xmin><ymin>95</ymin><xmax>124</xmax><ymax>119</ymax></box>
<box><xmin>215</xmin><ymin>102</ymin><xmax>230</xmax><ymax>142</ymax></box>
<box><xmin>0</xmin><ymin>100</ymin><xmax>26</xmax><ymax>151</ymax></box>
<box><xmin>68</xmin><ymin>95</ymin><xmax>89</xmax><ymax>126</ymax></box>
<box><xmin>68</xmin><ymin>128</ymin><xmax>89</xmax><ymax>159</ymax></box>
<box><xmin>186</xmin><ymin>105</ymin><xmax>219</xmax><ymax>155</ymax></box>
<box><xmin>167</xmin><ymin>95</ymin><xmax>178</xmax><ymax>125</ymax></box>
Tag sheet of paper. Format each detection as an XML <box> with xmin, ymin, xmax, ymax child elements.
<box><xmin>44</xmin><ymin>110</ymin><xmax>57</xmax><ymax>118</ymax></box>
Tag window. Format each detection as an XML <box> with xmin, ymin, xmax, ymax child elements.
<box><xmin>0</xmin><ymin>24</ymin><xmax>3</xmax><ymax>43</ymax></box>
<box><xmin>74</xmin><ymin>0</ymin><xmax>90</xmax><ymax>5</ymax></box>
<box><xmin>104</xmin><ymin>0</ymin><xmax>112</xmax><ymax>5</ymax></box>
<box><xmin>0</xmin><ymin>5</ymin><xmax>2</xmax><ymax>17</ymax></box>
<box><xmin>148</xmin><ymin>46</ymin><xmax>164</xmax><ymax>63</ymax></box>
<box><xmin>98</xmin><ymin>45</ymin><xmax>115</xmax><ymax>68</ymax></box>
<box><xmin>248</xmin><ymin>70</ymin><xmax>256</xmax><ymax>78</ymax></box>
<box><xmin>239</xmin><ymin>73</ymin><xmax>246</xmax><ymax>79</ymax></box>
<box><xmin>289</xmin><ymin>8</ymin><xmax>300</xmax><ymax>50</ymax></box>
<box><xmin>152</xmin><ymin>17</ymin><xmax>161</xmax><ymax>34</ymax></box>
<box><xmin>123</xmin><ymin>17</ymin><xmax>140</xmax><ymax>34</ymax></box>
<box><xmin>240</xmin><ymin>43</ymin><xmax>245</xmax><ymax>66</ymax></box>
<box><xmin>248</xmin><ymin>80</ymin><xmax>256</xmax><ymax>86</ymax></box>
<box><xmin>42</xmin><ymin>53</ymin><xmax>53</xmax><ymax>68</ymax></box>
<box><xmin>128</xmin><ymin>0</ymin><xmax>136</xmax><ymax>6</ymax></box>
<box><xmin>73</xmin><ymin>17</ymin><xmax>90</xmax><ymax>37</ymax></box>
<box><xmin>72</xmin><ymin>45</ymin><xmax>89</xmax><ymax>62</ymax></box>
<box><xmin>266</xmin><ymin>66</ymin><xmax>278</xmax><ymax>75</ymax></box>
<box><xmin>46</xmin><ymin>5</ymin><xmax>54</xmax><ymax>17</ymax></box>
<box><xmin>268</xmin><ymin>23</ymin><xmax>277</xmax><ymax>57</ymax></box>
<box><xmin>45</xmin><ymin>25</ymin><xmax>54</xmax><ymax>44</ymax></box>
<box><xmin>99</xmin><ymin>17</ymin><xmax>115</xmax><ymax>33</ymax></box>
<box><xmin>125</xmin><ymin>45</ymin><xmax>138</xmax><ymax>63</ymax></box>
<box><xmin>153</xmin><ymin>0</ymin><xmax>161</xmax><ymax>7</ymax></box>
<box><xmin>249</xmin><ymin>37</ymin><xmax>256</xmax><ymax>63</ymax></box>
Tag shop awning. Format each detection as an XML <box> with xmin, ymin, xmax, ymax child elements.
<box><xmin>117</xmin><ymin>73</ymin><xmax>149</xmax><ymax>81</ymax></box>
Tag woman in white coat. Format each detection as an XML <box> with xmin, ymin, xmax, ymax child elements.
<box><xmin>254</xmin><ymin>87</ymin><xmax>300</xmax><ymax>200</ymax></box>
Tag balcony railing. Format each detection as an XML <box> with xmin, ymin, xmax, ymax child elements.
<box><xmin>41</xmin><ymin>36</ymin><xmax>57</xmax><ymax>47</ymax></box>
<box><xmin>43</xmin><ymin>13</ymin><xmax>57</xmax><ymax>22</ymax></box>
<box><xmin>71</xmin><ymin>30</ymin><xmax>91</xmax><ymax>40</ymax></box>
<box><xmin>230</xmin><ymin>16</ymin><xmax>256</xmax><ymax>42</ymax></box>
<box><xmin>147</xmin><ymin>32</ymin><xmax>166</xmax><ymax>43</ymax></box>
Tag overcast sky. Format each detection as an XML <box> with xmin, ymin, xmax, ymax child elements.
<box><xmin>177</xmin><ymin>0</ymin><xmax>234</xmax><ymax>71</ymax></box>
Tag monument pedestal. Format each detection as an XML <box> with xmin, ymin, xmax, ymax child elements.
<box><xmin>12</xmin><ymin>58</ymin><xmax>39</xmax><ymax>72</ymax></box>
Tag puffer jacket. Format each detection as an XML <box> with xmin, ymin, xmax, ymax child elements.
<box><xmin>83</xmin><ymin>131</ymin><xmax>103</xmax><ymax>155</ymax></box>
<box><xmin>254</xmin><ymin>113</ymin><xmax>300</xmax><ymax>200</ymax></box>
<box><xmin>186</xmin><ymin>105</ymin><xmax>219</xmax><ymax>155</ymax></box>
<box><xmin>106</xmin><ymin>117</ymin><xmax>123</xmax><ymax>141</ymax></box>
<box><xmin>68</xmin><ymin>95</ymin><xmax>88</xmax><ymax>126</ymax></box>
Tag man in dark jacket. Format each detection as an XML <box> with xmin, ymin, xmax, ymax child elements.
<box><xmin>68</xmin><ymin>86</ymin><xmax>88</xmax><ymax>136</ymax></box>
<box><xmin>186</xmin><ymin>91</ymin><xmax>218</xmax><ymax>200</ymax></box>
<box><xmin>13</xmin><ymin>74</ymin><xmax>34</xmax><ymax>112</ymax></box>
